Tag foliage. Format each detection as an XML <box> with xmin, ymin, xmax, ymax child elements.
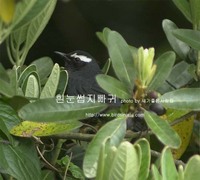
<box><xmin>0</xmin><ymin>0</ymin><xmax>200</xmax><ymax>179</ymax></box>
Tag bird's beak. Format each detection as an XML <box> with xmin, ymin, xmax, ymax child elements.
<box><xmin>54</xmin><ymin>51</ymin><xmax>66</xmax><ymax>57</ymax></box>
<box><xmin>54</xmin><ymin>51</ymin><xmax>71</xmax><ymax>62</ymax></box>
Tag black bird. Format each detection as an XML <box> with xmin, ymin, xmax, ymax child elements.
<box><xmin>55</xmin><ymin>50</ymin><xmax>107</xmax><ymax>96</ymax></box>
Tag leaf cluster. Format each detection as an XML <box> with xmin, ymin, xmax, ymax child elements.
<box><xmin>0</xmin><ymin>0</ymin><xmax>200</xmax><ymax>179</ymax></box>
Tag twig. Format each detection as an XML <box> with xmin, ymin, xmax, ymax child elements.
<box><xmin>63</xmin><ymin>152</ymin><xmax>72</xmax><ymax>180</ymax></box>
<box><xmin>36</xmin><ymin>145</ymin><xmax>59</xmax><ymax>172</ymax></box>
<box><xmin>51</xmin><ymin>139</ymin><xmax>66</xmax><ymax>166</ymax></box>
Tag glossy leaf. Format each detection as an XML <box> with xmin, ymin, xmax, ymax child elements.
<box><xmin>83</xmin><ymin>117</ymin><xmax>126</xmax><ymax>178</ymax></box>
<box><xmin>162</xmin><ymin>19</ymin><xmax>190</xmax><ymax>59</ymax></box>
<box><xmin>0</xmin><ymin>100</ymin><xmax>21</xmax><ymax>130</ymax></box>
<box><xmin>108</xmin><ymin>142</ymin><xmax>140</xmax><ymax>180</ymax></box>
<box><xmin>178</xmin><ymin>166</ymin><xmax>184</xmax><ymax>180</ymax></box>
<box><xmin>0</xmin><ymin>118</ymin><xmax>13</xmax><ymax>144</ymax></box>
<box><xmin>173</xmin><ymin>29</ymin><xmax>200</xmax><ymax>50</ymax></box>
<box><xmin>18</xmin><ymin>98</ymin><xmax>107</xmax><ymax>122</ymax></box>
<box><xmin>10</xmin><ymin>120</ymin><xmax>82</xmax><ymax>137</ymax></box>
<box><xmin>31</xmin><ymin>56</ymin><xmax>54</xmax><ymax>84</ymax></box>
<box><xmin>151</xmin><ymin>165</ymin><xmax>162</xmax><ymax>180</ymax></box>
<box><xmin>0</xmin><ymin>0</ymin><xmax>37</xmax><ymax>42</ymax></box>
<box><xmin>144</xmin><ymin>111</ymin><xmax>181</xmax><ymax>148</ymax></box>
<box><xmin>56</xmin><ymin>70</ymin><xmax>68</xmax><ymax>95</ymax></box>
<box><xmin>184</xmin><ymin>155</ymin><xmax>200</xmax><ymax>179</ymax></box>
<box><xmin>21</xmin><ymin>71</ymin><xmax>39</xmax><ymax>95</ymax></box>
<box><xmin>164</xmin><ymin>108</ymin><xmax>194</xmax><ymax>159</ymax></box>
<box><xmin>96</xmin><ymin>27</ymin><xmax>112</xmax><ymax>47</ymax></box>
<box><xmin>101</xmin><ymin>58</ymin><xmax>111</xmax><ymax>74</ymax></box>
<box><xmin>159</xmin><ymin>88</ymin><xmax>200</xmax><ymax>110</ymax></box>
<box><xmin>136</xmin><ymin>138</ymin><xmax>151</xmax><ymax>180</ymax></box>
<box><xmin>40</xmin><ymin>63</ymin><xmax>60</xmax><ymax>98</ymax></box>
<box><xmin>0</xmin><ymin>139</ymin><xmax>41</xmax><ymax>180</ymax></box>
<box><xmin>14</xmin><ymin>0</ymin><xmax>55</xmax><ymax>29</ymax></box>
<box><xmin>4</xmin><ymin>96</ymin><xmax>29</xmax><ymax>111</ymax></box>
<box><xmin>96</xmin><ymin>137</ymin><xmax>111</xmax><ymax>180</ymax></box>
<box><xmin>172</xmin><ymin>0</ymin><xmax>192</xmax><ymax>22</ymax></box>
<box><xmin>7</xmin><ymin>0</ymin><xmax>57</xmax><ymax>65</ymax></box>
<box><xmin>161</xmin><ymin>147</ymin><xmax>178</xmax><ymax>180</ymax></box>
<box><xmin>18</xmin><ymin>64</ymin><xmax>37</xmax><ymax>87</ymax></box>
<box><xmin>148</xmin><ymin>51</ymin><xmax>175</xmax><ymax>91</ymax></box>
<box><xmin>190</xmin><ymin>0</ymin><xmax>200</xmax><ymax>27</ymax></box>
<box><xmin>0</xmin><ymin>79</ymin><xmax>15</xmax><ymax>97</ymax></box>
<box><xmin>166</xmin><ymin>61</ymin><xmax>193</xmax><ymax>89</ymax></box>
<box><xmin>0</xmin><ymin>63</ymin><xmax>10</xmax><ymax>82</ymax></box>
<box><xmin>107</xmin><ymin>30</ymin><xmax>135</xmax><ymax>90</ymax></box>
<box><xmin>7</xmin><ymin>67</ymin><xmax>18</xmax><ymax>95</ymax></box>
<box><xmin>24</xmin><ymin>74</ymin><xmax>40</xmax><ymax>98</ymax></box>
<box><xmin>96</xmin><ymin>74</ymin><xmax>132</xmax><ymax>99</ymax></box>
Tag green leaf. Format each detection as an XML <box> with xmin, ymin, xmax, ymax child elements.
<box><xmin>136</xmin><ymin>138</ymin><xmax>151</xmax><ymax>180</ymax></box>
<box><xmin>3</xmin><ymin>96</ymin><xmax>29</xmax><ymax>111</ymax></box>
<box><xmin>21</xmin><ymin>71</ymin><xmax>39</xmax><ymax>94</ymax></box>
<box><xmin>10</xmin><ymin>120</ymin><xmax>82</xmax><ymax>137</ymax></box>
<box><xmin>0</xmin><ymin>0</ymin><xmax>37</xmax><ymax>43</ymax></box>
<box><xmin>173</xmin><ymin>29</ymin><xmax>200</xmax><ymax>50</ymax></box>
<box><xmin>184</xmin><ymin>155</ymin><xmax>200</xmax><ymax>180</ymax></box>
<box><xmin>161</xmin><ymin>147</ymin><xmax>178</xmax><ymax>180</ymax></box>
<box><xmin>0</xmin><ymin>117</ymin><xmax>14</xmax><ymax>144</ymax></box>
<box><xmin>96</xmin><ymin>27</ymin><xmax>112</xmax><ymax>47</ymax></box>
<box><xmin>41</xmin><ymin>170</ymin><xmax>55</xmax><ymax>180</ymax></box>
<box><xmin>190</xmin><ymin>0</ymin><xmax>200</xmax><ymax>28</ymax></box>
<box><xmin>101</xmin><ymin>58</ymin><xmax>111</xmax><ymax>74</ymax></box>
<box><xmin>148</xmin><ymin>51</ymin><xmax>175</xmax><ymax>91</ymax></box>
<box><xmin>40</xmin><ymin>63</ymin><xmax>60</xmax><ymax>98</ymax></box>
<box><xmin>96</xmin><ymin>74</ymin><xmax>132</xmax><ymax>99</ymax></box>
<box><xmin>18</xmin><ymin>98</ymin><xmax>107</xmax><ymax>122</ymax></box>
<box><xmin>83</xmin><ymin>118</ymin><xmax>126</xmax><ymax>178</ymax></box>
<box><xmin>107</xmin><ymin>30</ymin><xmax>135</xmax><ymax>90</ymax></box>
<box><xmin>31</xmin><ymin>57</ymin><xmax>54</xmax><ymax>85</ymax></box>
<box><xmin>7</xmin><ymin>0</ymin><xmax>57</xmax><ymax>65</ymax></box>
<box><xmin>151</xmin><ymin>165</ymin><xmax>162</xmax><ymax>180</ymax></box>
<box><xmin>167</xmin><ymin>61</ymin><xmax>193</xmax><ymax>89</ymax></box>
<box><xmin>178</xmin><ymin>166</ymin><xmax>184</xmax><ymax>180</ymax></box>
<box><xmin>144</xmin><ymin>111</ymin><xmax>181</xmax><ymax>148</ymax></box>
<box><xmin>172</xmin><ymin>0</ymin><xmax>192</xmax><ymax>23</ymax></box>
<box><xmin>5</xmin><ymin>67</ymin><xmax>19</xmax><ymax>96</ymax></box>
<box><xmin>14</xmin><ymin>0</ymin><xmax>55</xmax><ymax>29</ymax></box>
<box><xmin>69</xmin><ymin>162</ymin><xmax>85</xmax><ymax>180</ymax></box>
<box><xmin>56</xmin><ymin>70</ymin><xmax>68</xmax><ymax>95</ymax></box>
<box><xmin>96</xmin><ymin>138</ymin><xmax>110</xmax><ymax>180</ymax></box>
<box><xmin>18</xmin><ymin>64</ymin><xmax>37</xmax><ymax>87</ymax></box>
<box><xmin>24</xmin><ymin>74</ymin><xmax>40</xmax><ymax>98</ymax></box>
<box><xmin>0</xmin><ymin>79</ymin><xmax>15</xmax><ymax>97</ymax></box>
<box><xmin>0</xmin><ymin>63</ymin><xmax>10</xmax><ymax>82</ymax></box>
<box><xmin>159</xmin><ymin>88</ymin><xmax>200</xmax><ymax>110</ymax></box>
<box><xmin>0</xmin><ymin>100</ymin><xmax>21</xmax><ymax>130</ymax></box>
<box><xmin>162</xmin><ymin>19</ymin><xmax>190</xmax><ymax>59</ymax></box>
<box><xmin>0</xmin><ymin>139</ymin><xmax>41</xmax><ymax>180</ymax></box>
<box><xmin>108</xmin><ymin>142</ymin><xmax>140</xmax><ymax>180</ymax></box>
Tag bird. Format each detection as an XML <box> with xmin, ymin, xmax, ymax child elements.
<box><xmin>54</xmin><ymin>50</ymin><xmax>108</xmax><ymax>97</ymax></box>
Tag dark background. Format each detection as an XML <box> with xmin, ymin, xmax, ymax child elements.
<box><xmin>0</xmin><ymin>0</ymin><xmax>191</xmax><ymax>68</ymax></box>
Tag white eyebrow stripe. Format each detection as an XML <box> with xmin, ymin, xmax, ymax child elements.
<box><xmin>71</xmin><ymin>53</ymin><xmax>92</xmax><ymax>62</ymax></box>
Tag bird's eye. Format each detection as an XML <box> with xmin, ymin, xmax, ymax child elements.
<box><xmin>74</xmin><ymin>57</ymin><xmax>80</xmax><ymax>62</ymax></box>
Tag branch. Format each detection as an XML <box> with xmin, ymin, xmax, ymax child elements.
<box><xmin>51</xmin><ymin>131</ymin><xmax>147</xmax><ymax>142</ymax></box>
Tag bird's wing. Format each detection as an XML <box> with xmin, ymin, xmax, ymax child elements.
<box><xmin>67</xmin><ymin>76</ymin><xmax>107</xmax><ymax>96</ymax></box>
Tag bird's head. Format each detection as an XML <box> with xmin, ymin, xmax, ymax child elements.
<box><xmin>55</xmin><ymin>50</ymin><xmax>101</xmax><ymax>75</ymax></box>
